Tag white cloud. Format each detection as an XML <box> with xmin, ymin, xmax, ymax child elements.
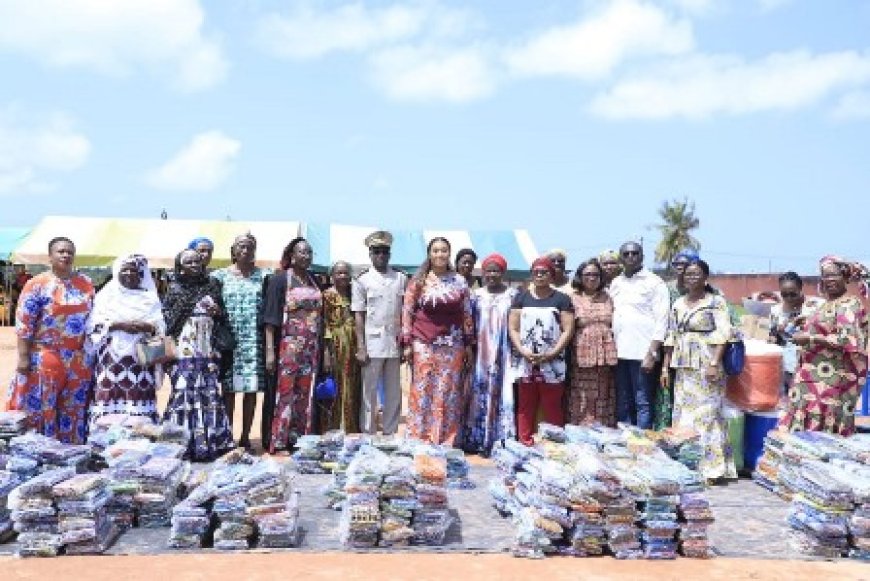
<box><xmin>0</xmin><ymin>108</ymin><xmax>91</xmax><ymax>195</ymax></box>
<box><xmin>257</xmin><ymin>1</ymin><xmax>471</xmax><ymax>60</ymax></box>
<box><xmin>831</xmin><ymin>91</ymin><xmax>870</xmax><ymax>120</ymax></box>
<box><xmin>589</xmin><ymin>50</ymin><xmax>870</xmax><ymax>120</ymax></box>
<box><xmin>504</xmin><ymin>0</ymin><xmax>694</xmax><ymax>80</ymax></box>
<box><xmin>147</xmin><ymin>131</ymin><xmax>240</xmax><ymax>192</ymax></box>
<box><xmin>0</xmin><ymin>0</ymin><xmax>227</xmax><ymax>92</ymax></box>
<box><xmin>369</xmin><ymin>44</ymin><xmax>496</xmax><ymax>103</ymax></box>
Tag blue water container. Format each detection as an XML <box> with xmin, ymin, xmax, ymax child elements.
<box><xmin>743</xmin><ymin>410</ymin><xmax>781</xmax><ymax>472</ymax></box>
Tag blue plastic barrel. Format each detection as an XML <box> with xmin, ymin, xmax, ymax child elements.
<box><xmin>743</xmin><ymin>410</ymin><xmax>781</xmax><ymax>472</ymax></box>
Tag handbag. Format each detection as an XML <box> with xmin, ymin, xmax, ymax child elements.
<box><xmin>722</xmin><ymin>338</ymin><xmax>746</xmax><ymax>376</ymax></box>
<box><xmin>212</xmin><ymin>321</ymin><xmax>237</xmax><ymax>353</ymax></box>
<box><xmin>136</xmin><ymin>336</ymin><xmax>176</xmax><ymax>366</ymax></box>
<box><xmin>677</xmin><ymin>302</ymin><xmax>744</xmax><ymax>376</ymax></box>
<box><xmin>314</xmin><ymin>375</ymin><xmax>337</xmax><ymax>401</ymax></box>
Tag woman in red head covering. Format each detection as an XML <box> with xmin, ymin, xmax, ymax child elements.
<box><xmin>462</xmin><ymin>254</ymin><xmax>517</xmax><ymax>455</ymax></box>
<box><xmin>508</xmin><ymin>257</ymin><xmax>575</xmax><ymax>445</ymax></box>
<box><xmin>779</xmin><ymin>255</ymin><xmax>869</xmax><ymax>436</ymax></box>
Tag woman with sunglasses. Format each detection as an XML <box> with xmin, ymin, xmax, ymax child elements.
<box><xmin>779</xmin><ymin>257</ymin><xmax>869</xmax><ymax>436</ymax></box>
<box><xmin>508</xmin><ymin>257</ymin><xmax>575</xmax><ymax>445</ymax></box>
<box><xmin>661</xmin><ymin>259</ymin><xmax>736</xmax><ymax>482</ymax></box>
<box><xmin>768</xmin><ymin>272</ymin><xmax>825</xmax><ymax>398</ymax></box>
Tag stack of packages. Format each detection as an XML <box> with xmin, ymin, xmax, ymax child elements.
<box><xmin>567</xmin><ymin>473</ymin><xmax>607</xmax><ymax>558</ymax></box>
<box><xmin>9</xmin><ymin>467</ymin><xmax>74</xmax><ymax>557</ymax></box>
<box><xmin>292</xmin><ymin>435</ymin><xmax>329</xmax><ymax>474</ymax></box>
<box><xmin>378</xmin><ymin>456</ymin><xmax>417</xmax><ymax>547</ymax></box>
<box><xmin>489</xmin><ymin>439</ymin><xmax>531</xmax><ymax>517</ymax></box>
<box><xmin>826</xmin><ymin>458</ymin><xmax>870</xmax><ymax>560</ymax></box>
<box><xmin>632</xmin><ymin>457</ymin><xmax>681</xmax><ymax>560</ymax></box>
<box><xmin>135</xmin><ymin>456</ymin><xmax>187</xmax><ymax>528</ymax></box>
<box><xmin>0</xmin><ymin>465</ymin><xmax>21</xmax><ymax>542</ymax></box>
<box><xmin>752</xmin><ymin>430</ymin><xmax>790</xmax><ymax>496</ymax></box>
<box><xmin>246</xmin><ymin>458</ymin><xmax>299</xmax><ymax>549</ymax></box>
<box><xmin>211</xmin><ymin>452</ymin><xmax>256</xmax><ymax>551</ymax></box>
<box><xmin>783</xmin><ymin>460</ymin><xmax>853</xmax><ymax>558</ymax></box>
<box><xmin>105</xmin><ymin>450</ymin><xmax>151</xmax><ymax>532</ymax></box>
<box><xmin>52</xmin><ymin>473</ymin><xmax>118</xmax><ymax>555</ymax></box>
<box><xmin>445</xmin><ymin>449</ymin><xmax>474</xmax><ymax>490</ymax></box>
<box><xmin>340</xmin><ymin>446</ymin><xmax>389</xmax><ymax>548</ymax></box>
<box><xmin>412</xmin><ymin>451</ymin><xmax>453</xmax><ymax>547</ymax></box>
<box><xmin>169</xmin><ymin>494</ymin><xmax>212</xmax><ymax>549</ymax></box>
<box><xmin>319</xmin><ymin>430</ymin><xmax>346</xmax><ymax>472</ymax></box>
<box><xmin>0</xmin><ymin>411</ymin><xmax>28</xmax><ymax>443</ymax></box>
<box><xmin>9</xmin><ymin>433</ymin><xmax>92</xmax><ymax>473</ymax></box>
<box><xmin>489</xmin><ymin>424</ymin><xmax>715</xmax><ymax>561</ymax></box>
<box><xmin>324</xmin><ymin>434</ymin><xmax>369</xmax><ymax>509</ymax></box>
<box><xmin>678</xmin><ymin>491</ymin><xmax>715</xmax><ymax>558</ymax></box>
<box><xmin>211</xmin><ymin>450</ymin><xmax>301</xmax><ymax>550</ymax></box>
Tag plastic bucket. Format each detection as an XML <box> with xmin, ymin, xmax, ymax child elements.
<box><xmin>743</xmin><ymin>410</ymin><xmax>780</xmax><ymax>472</ymax></box>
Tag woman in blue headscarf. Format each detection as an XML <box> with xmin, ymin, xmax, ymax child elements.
<box><xmin>188</xmin><ymin>237</ymin><xmax>215</xmax><ymax>272</ymax></box>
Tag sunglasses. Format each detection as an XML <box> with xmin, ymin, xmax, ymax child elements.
<box><xmin>671</xmin><ymin>261</ymin><xmax>689</xmax><ymax>268</ymax></box>
<box><xmin>780</xmin><ymin>291</ymin><xmax>800</xmax><ymax>299</ymax></box>
<box><xmin>370</xmin><ymin>248</ymin><xmax>391</xmax><ymax>255</ymax></box>
<box><xmin>621</xmin><ymin>250</ymin><xmax>640</xmax><ymax>257</ymax></box>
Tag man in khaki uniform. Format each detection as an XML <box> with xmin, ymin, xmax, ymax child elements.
<box><xmin>352</xmin><ymin>230</ymin><xmax>407</xmax><ymax>434</ymax></box>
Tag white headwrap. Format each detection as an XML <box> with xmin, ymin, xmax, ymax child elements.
<box><xmin>86</xmin><ymin>254</ymin><xmax>165</xmax><ymax>360</ymax></box>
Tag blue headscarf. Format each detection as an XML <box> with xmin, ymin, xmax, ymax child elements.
<box><xmin>673</xmin><ymin>249</ymin><xmax>700</xmax><ymax>263</ymax></box>
<box><xmin>187</xmin><ymin>237</ymin><xmax>214</xmax><ymax>250</ymax></box>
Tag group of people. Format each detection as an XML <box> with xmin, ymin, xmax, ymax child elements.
<box><xmin>5</xmin><ymin>232</ymin><xmax>869</xmax><ymax>484</ymax></box>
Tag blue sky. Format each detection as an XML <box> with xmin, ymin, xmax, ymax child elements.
<box><xmin>1</xmin><ymin>0</ymin><xmax>868</xmax><ymax>274</ymax></box>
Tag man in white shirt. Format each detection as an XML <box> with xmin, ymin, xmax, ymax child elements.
<box><xmin>352</xmin><ymin>230</ymin><xmax>407</xmax><ymax>435</ymax></box>
<box><xmin>609</xmin><ymin>241</ymin><xmax>670</xmax><ymax>429</ymax></box>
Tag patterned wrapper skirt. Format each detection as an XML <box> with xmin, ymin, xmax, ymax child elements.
<box><xmin>163</xmin><ymin>357</ymin><xmax>235</xmax><ymax>461</ymax></box>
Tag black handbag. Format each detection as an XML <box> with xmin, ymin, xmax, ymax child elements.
<box><xmin>212</xmin><ymin>321</ymin><xmax>237</xmax><ymax>352</ymax></box>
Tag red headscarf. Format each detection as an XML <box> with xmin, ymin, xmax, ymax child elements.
<box><xmin>819</xmin><ymin>255</ymin><xmax>870</xmax><ymax>297</ymax></box>
<box><xmin>531</xmin><ymin>256</ymin><xmax>556</xmax><ymax>276</ymax></box>
<box><xmin>481</xmin><ymin>253</ymin><xmax>507</xmax><ymax>272</ymax></box>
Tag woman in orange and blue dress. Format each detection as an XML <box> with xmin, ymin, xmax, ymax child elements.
<box><xmin>263</xmin><ymin>237</ymin><xmax>323</xmax><ymax>452</ymax></box>
<box><xmin>7</xmin><ymin>237</ymin><xmax>94</xmax><ymax>444</ymax></box>
<box><xmin>779</xmin><ymin>256</ymin><xmax>869</xmax><ymax>436</ymax></box>
<box><xmin>402</xmin><ymin>237</ymin><xmax>474</xmax><ymax>446</ymax></box>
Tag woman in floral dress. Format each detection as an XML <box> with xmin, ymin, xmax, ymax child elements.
<box><xmin>263</xmin><ymin>237</ymin><xmax>323</xmax><ymax>452</ymax></box>
<box><xmin>402</xmin><ymin>237</ymin><xmax>474</xmax><ymax>446</ymax></box>
<box><xmin>779</xmin><ymin>256</ymin><xmax>869</xmax><ymax>436</ymax></box>
<box><xmin>7</xmin><ymin>237</ymin><xmax>94</xmax><ymax>444</ymax></box>
<box><xmin>662</xmin><ymin>260</ymin><xmax>736</xmax><ymax>481</ymax></box>
<box><xmin>463</xmin><ymin>253</ymin><xmax>517</xmax><ymax>455</ymax></box>
<box><xmin>567</xmin><ymin>258</ymin><xmax>618</xmax><ymax>426</ymax></box>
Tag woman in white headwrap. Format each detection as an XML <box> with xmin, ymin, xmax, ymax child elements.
<box><xmin>86</xmin><ymin>254</ymin><xmax>166</xmax><ymax>429</ymax></box>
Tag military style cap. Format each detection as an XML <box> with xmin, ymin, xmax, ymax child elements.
<box><xmin>365</xmin><ymin>230</ymin><xmax>393</xmax><ymax>248</ymax></box>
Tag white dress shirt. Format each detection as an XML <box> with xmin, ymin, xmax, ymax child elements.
<box><xmin>351</xmin><ymin>267</ymin><xmax>407</xmax><ymax>358</ymax></box>
<box><xmin>609</xmin><ymin>268</ymin><xmax>670</xmax><ymax>360</ymax></box>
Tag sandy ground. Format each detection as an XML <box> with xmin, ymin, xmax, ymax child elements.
<box><xmin>2</xmin><ymin>327</ymin><xmax>869</xmax><ymax>579</ymax></box>
<box><xmin>1</xmin><ymin>552</ymin><xmax>868</xmax><ymax>581</ymax></box>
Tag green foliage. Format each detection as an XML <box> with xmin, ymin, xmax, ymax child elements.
<box><xmin>654</xmin><ymin>197</ymin><xmax>700</xmax><ymax>266</ymax></box>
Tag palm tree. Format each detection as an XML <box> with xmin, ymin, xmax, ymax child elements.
<box><xmin>654</xmin><ymin>198</ymin><xmax>700</xmax><ymax>266</ymax></box>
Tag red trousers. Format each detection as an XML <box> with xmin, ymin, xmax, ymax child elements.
<box><xmin>517</xmin><ymin>379</ymin><xmax>565</xmax><ymax>445</ymax></box>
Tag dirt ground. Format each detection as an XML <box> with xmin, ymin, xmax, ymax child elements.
<box><xmin>2</xmin><ymin>327</ymin><xmax>870</xmax><ymax>579</ymax></box>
